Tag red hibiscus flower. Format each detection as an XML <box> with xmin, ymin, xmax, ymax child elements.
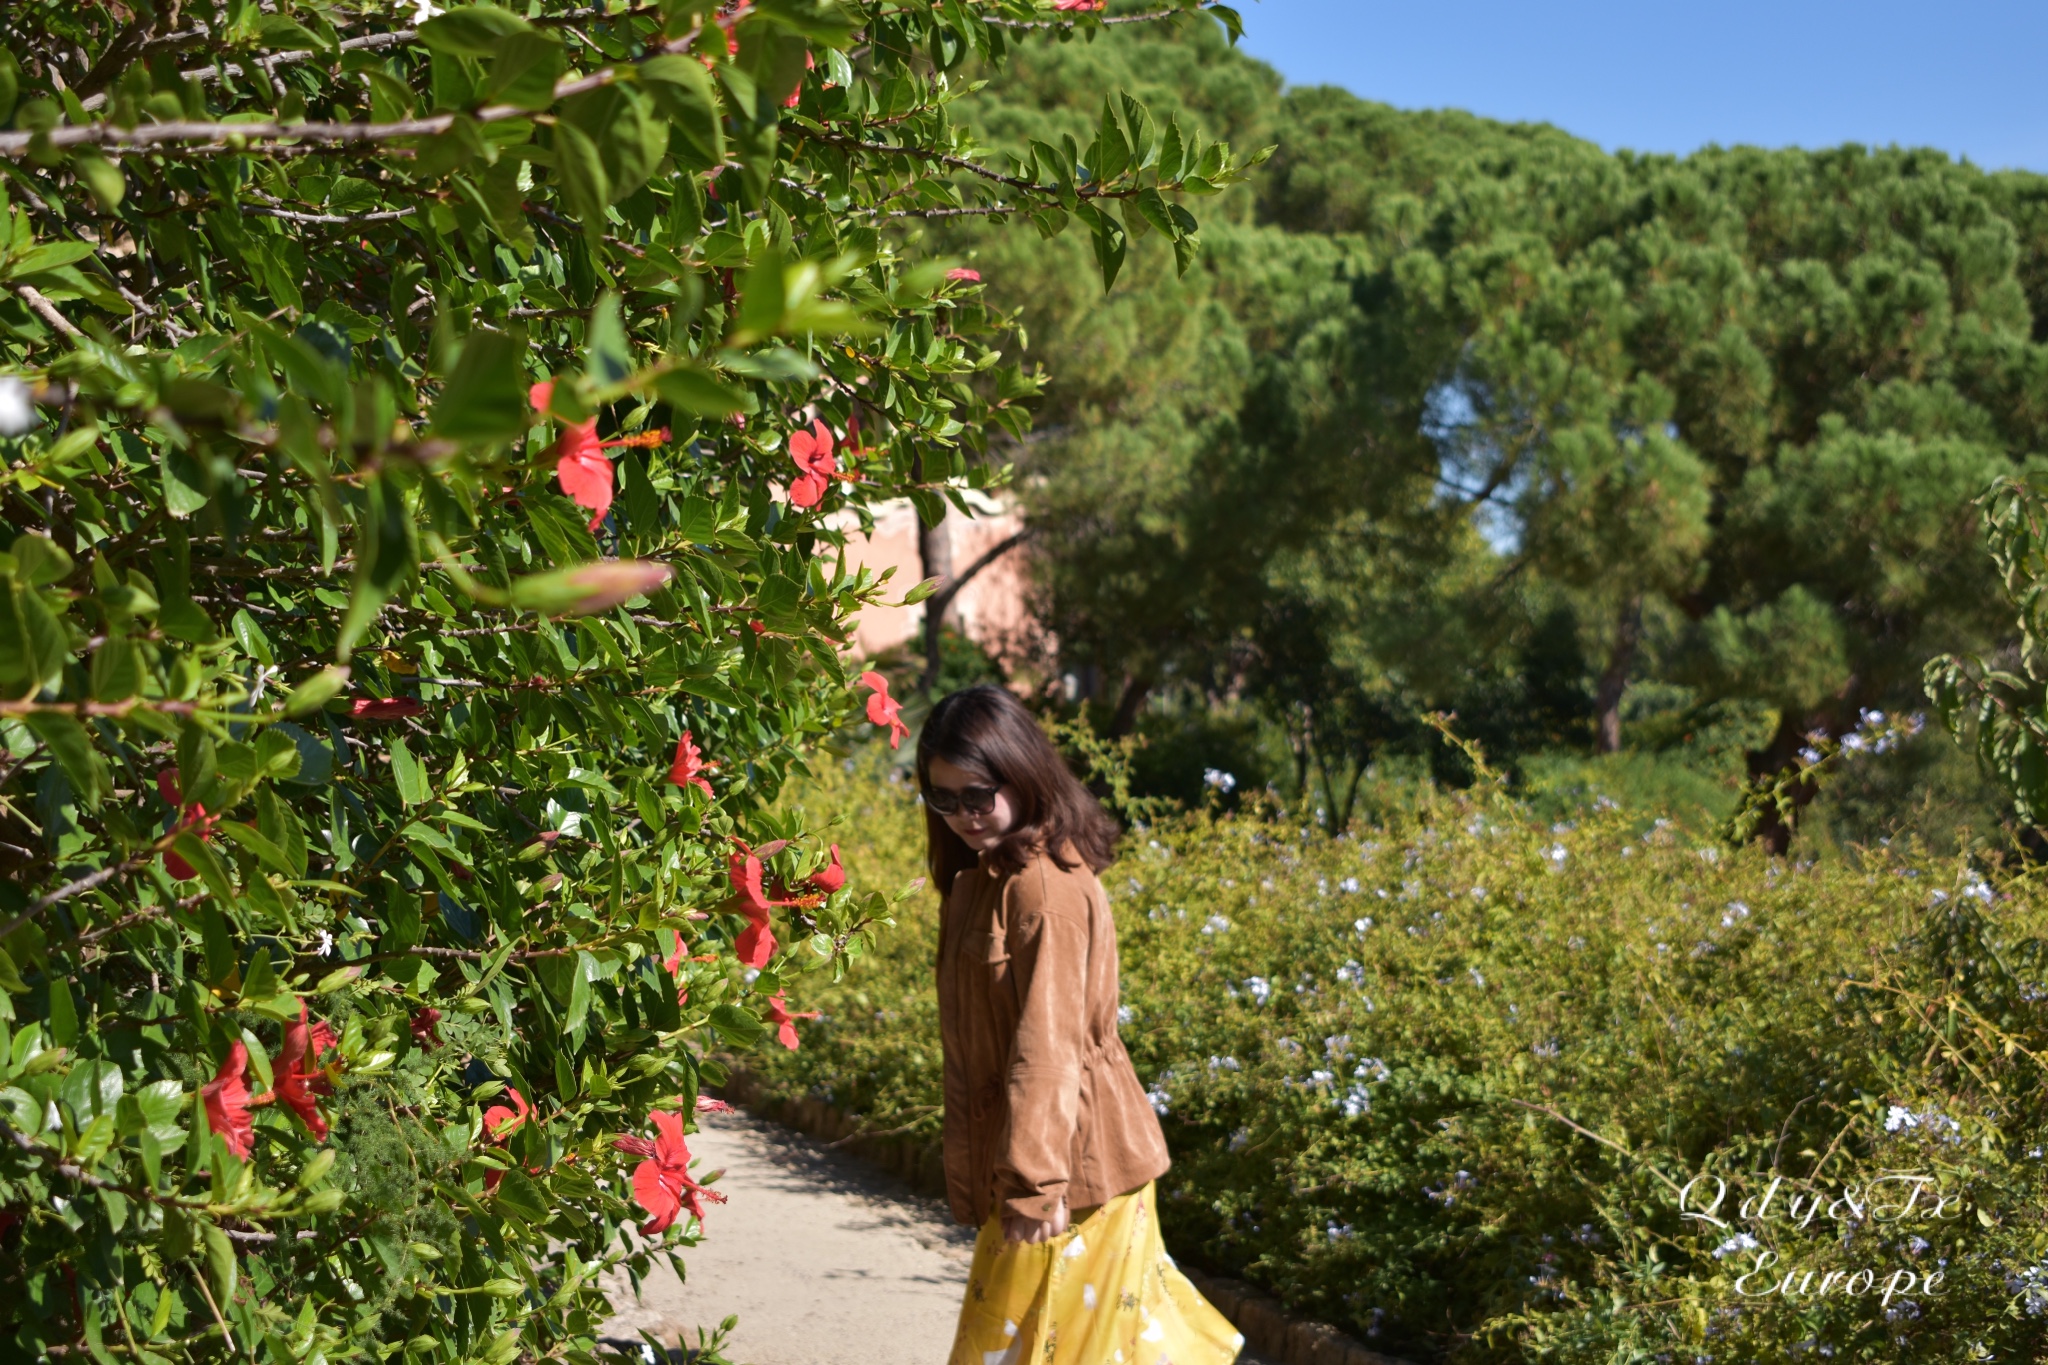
<box><xmin>201</xmin><ymin>1041</ymin><xmax>256</xmax><ymax>1159</ymax></box>
<box><xmin>306</xmin><ymin>1018</ymin><xmax>343</xmax><ymax>1097</ymax></box>
<box><xmin>945</xmin><ymin>267</ymin><xmax>982</xmax><ymax>282</ymax></box>
<box><xmin>696</xmin><ymin>1094</ymin><xmax>735</xmax><ymax>1115</ymax></box>
<box><xmin>349</xmin><ymin>697</ymin><xmax>425</xmax><ymax>722</ymax></box>
<box><xmin>786</xmin><ymin>419</ymin><xmax>838</xmax><ymax>509</ymax></box>
<box><xmin>530</xmin><ymin>380</ymin><xmax>670</xmax><ymax>532</ymax></box>
<box><xmin>614</xmin><ymin>1109</ymin><xmax>728</xmax><ymax>1235</ymax></box>
<box><xmin>858</xmin><ymin>671</ymin><xmax>909</xmax><ymax>749</ymax></box>
<box><xmin>668</xmin><ymin>732</ymin><xmax>714</xmax><ymax>797</ymax></box>
<box><xmin>1054</xmin><ymin>0</ymin><xmax>1105</xmax><ymax>10</ymax></box>
<box><xmin>271</xmin><ymin>1003</ymin><xmax>331</xmax><ymax>1142</ymax></box>
<box><xmin>484</xmin><ymin>1086</ymin><xmax>531</xmax><ymax>1142</ymax></box>
<box><xmin>410</xmin><ymin>1008</ymin><xmax>444</xmax><ymax>1051</ymax></box>
<box><xmin>156</xmin><ymin>768</ymin><xmax>219</xmax><ymax>881</ymax></box>
<box><xmin>662</xmin><ymin>929</ymin><xmax>692</xmax><ymax>1006</ymax></box>
<box><xmin>727</xmin><ymin>851</ymin><xmax>780</xmax><ymax>968</ymax></box>
<box><xmin>842</xmin><ymin>406</ymin><xmax>876</xmax><ymax>459</ymax></box>
<box><xmin>763</xmin><ymin>992</ymin><xmax>821</xmax><ymax>1051</ymax></box>
<box><xmin>807</xmin><ymin>845</ymin><xmax>846</xmax><ymax>895</ymax></box>
<box><xmin>480</xmin><ymin>1085</ymin><xmax>533</xmax><ymax>1193</ymax></box>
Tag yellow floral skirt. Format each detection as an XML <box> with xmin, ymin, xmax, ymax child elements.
<box><xmin>947</xmin><ymin>1181</ymin><xmax>1244</xmax><ymax>1365</ymax></box>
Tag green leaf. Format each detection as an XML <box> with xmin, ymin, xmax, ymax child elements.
<box><xmin>709</xmin><ymin>1002</ymin><xmax>766</xmax><ymax>1046</ymax></box>
<box><xmin>172</xmin><ymin>833</ymin><xmax>237</xmax><ymax>905</ymax></box>
<box><xmin>6</xmin><ymin>241</ymin><xmax>96</xmax><ymax>275</ymax></box>
<box><xmin>256</xmin><ymin>785</ymin><xmax>309</xmax><ymax>878</ymax></box>
<box><xmin>88</xmin><ymin>636</ymin><xmax>141</xmax><ymax>701</ymax></box>
<box><xmin>255</xmin><ymin>14</ymin><xmax>326</xmax><ymax>50</ymax></box>
<box><xmin>481</xmin><ymin>30</ymin><xmax>564</xmax><ymax>110</ymax></box>
<box><xmin>0</xmin><ymin>947</ymin><xmax>26</xmax><ymax>994</ymax></box>
<box><xmin>216</xmin><ymin>821</ymin><xmax>298</xmax><ymax>879</ymax></box>
<box><xmin>639</xmin><ymin>55</ymin><xmax>727</xmax><ymax>172</ymax></box>
<box><xmin>565</xmin><ymin>950</ymin><xmax>596</xmax><ymax>1034</ymax></box>
<box><xmin>388</xmin><ymin>737</ymin><xmax>430</xmax><ymax>807</ymax></box>
<box><xmin>47</xmin><ymin>975</ymin><xmax>76</xmax><ymax>1047</ymax></box>
<box><xmin>560</xmin><ymin>85</ymin><xmax>666</xmax><ymax>204</ymax></box>
<box><xmin>648</xmin><ymin>362</ymin><xmax>755</xmax><ymax>417</ymax></box>
<box><xmin>12</xmin><ymin>532</ymin><xmax>72</xmax><ymax>585</ymax></box>
<box><xmin>1134</xmin><ymin>187</ymin><xmax>1178</xmax><ymax>240</ymax></box>
<box><xmin>160</xmin><ymin>445</ymin><xmax>210</xmax><ymax>518</ymax></box>
<box><xmin>0</xmin><ymin>581</ymin><xmax>66</xmax><ymax>693</ymax></box>
<box><xmin>230</xmin><ymin>608</ymin><xmax>276</xmax><ymax>665</ymax></box>
<box><xmin>1093</xmin><ymin>96</ymin><xmax>1131</xmax><ymax>184</ymax></box>
<box><xmin>281</xmin><ymin>668</ymin><xmax>349</xmax><ymax>722</ymax></box>
<box><xmin>584</xmin><ymin>293</ymin><xmax>633</xmax><ymax>388</ymax></box>
<box><xmin>618</xmin><ymin>452</ymin><xmax>661</xmax><ymax>535</ymax></box>
<box><xmin>419</xmin><ymin>6</ymin><xmax>534</xmax><ymax>57</ymax></box>
<box><xmin>255</xmin><ymin>727</ymin><xmax>304</xmax><ymax>781</ymax></box>
<box><xmin>493</xmin><ymin>1168</ymin><xmax>549</xmax><ymax>1224</ymax></box>
<box><xmin>431</xmin><ymin>328</ymin><xmax>529</xmax><ymax>442</ymax></box>
<box><xmin>758</xmin><ymin>573</ymin><xmax>803</xmax><ymax>626</ymax></box>
<box><xmin>728</xmin><ymin>246</ymin><xmax>786</xmax><ymax>347</ymax></box>
<box><xmin>24</xmin><ymin>712</ymin><xmax>101</xmax><ymax>810</ymax></box>
<box><xmin>1077</xmin><ymin>203</ymin><xmax>1127</xmax><ymax>293</ymax></box>
<box><xmin>552</xmin><ymin>119</ymin><xmax>613</xmax><ymax>240</ymax></box>
<box><xmin>202</xmin><ymin>1222</ymin><xmax>238</xmax><ymax>1302</ymax></box>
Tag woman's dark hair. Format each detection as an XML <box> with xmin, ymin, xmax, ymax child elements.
<box><xmin>916</xmin><ymin>685</ymin><xmax>1119</xmax><ymax>894</ymax></box>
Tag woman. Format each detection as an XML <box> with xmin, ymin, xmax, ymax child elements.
<box><xmin>921</xmin><ymin>685</ymin><xmax>1243</xmax><ymax>1365</ymax></box>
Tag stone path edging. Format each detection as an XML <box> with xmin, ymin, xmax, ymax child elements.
<box><xmin>715</xmin><ymin>1070</ymin><xmax>1416</xmax><ymax>1365</ymax></box>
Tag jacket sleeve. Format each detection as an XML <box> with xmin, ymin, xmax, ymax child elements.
<box><xmin>992</xmin><ymin>862</ymin><xmax>1093</xmax><ymax>1221</ymax></box>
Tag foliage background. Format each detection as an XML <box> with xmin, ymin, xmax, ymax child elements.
<box><xmin>760</xmin><ymin>742</ymin><xmax>2048</xmax><ymax>1364</ymax></box>
<box><xmin>907</xmin><ymin>16</ymin><xmax>2048</xmax><ymax>855</ymax></box>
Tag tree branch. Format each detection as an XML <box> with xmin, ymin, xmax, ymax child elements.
<box><xmin>10</xmin><ymin>18</ymin><xmax>707</xmax><ymax>158</ymax></box>
<box><xmin>927</xmin><ymin>527</ymin><xmax>1033</xmax><ymax>618</ymax></box>
<box><xmin>15</xmin><ymin>285</ymin><xmax>83</xmax><ymax>339</ymax></box>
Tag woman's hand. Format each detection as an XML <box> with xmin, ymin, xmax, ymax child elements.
<box><xmin>1002</xmin><ymin>1196</ymin><xmax>1069</xmax><ymax>1244</ymax></box>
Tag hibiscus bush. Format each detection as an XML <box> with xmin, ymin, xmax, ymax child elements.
<box><xmin>0</xmin><ymin>1</ymin><xmax>1262</xmax><ymax>1360</ymax></box>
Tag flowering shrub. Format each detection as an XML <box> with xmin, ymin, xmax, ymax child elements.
<box><xmin>758</xmin><ymin>749</ymin><xmax>2048</xmax><ymax>1363</ymax></box>
<box><xmin>0</xmin><ymin>1</ymin><xmax>1261</xmax><ymax>1360</ymax></box>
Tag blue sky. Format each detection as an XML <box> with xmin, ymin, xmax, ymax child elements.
<box><xmin>1232</xmin><ymin>1</ymin><xmax>2048</xmax><ymax>173</ymax></box>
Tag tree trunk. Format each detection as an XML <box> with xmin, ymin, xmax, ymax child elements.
<box><xmin>1743</xmin><ymin>711</ymin><xmax>1821</xmax><ymax>855</ymax></box>
<box><xmin>1337</xmin><ymin>756</ymin><xmax>1369</xmax><ymax>832</ymax></box>
<box><xmin>1108</xmin><ymin>673</ymin><xmax>1153</xmax><ymax>737</ymax></box>
<box><xmin>918</xmin><ymin>508</ymin><xmax>952</xmax><ymax>693</ymax></box>
<box><xmin>1594</xmin><ymin>595</ymin><xmax>1643</xmax><ymax>754</ymax></box>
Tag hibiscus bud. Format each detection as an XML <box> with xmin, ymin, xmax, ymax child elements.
<box><xmin>509</xmin><ymin>560</ymin><xmax>674</xmax><ymax>616</ymax></box>
<box><xmin>350</xmin><ymin>697</ymin><xmax>425</xmax><ymax>722</ymax></box>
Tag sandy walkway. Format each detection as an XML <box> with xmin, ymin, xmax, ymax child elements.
<box><xmin>599</xmin><ymin>1110</ymin><xmax>1276</xmax><ymax>1365</ymax></box>
<box><xmin>598</xmin><ymin>1109</ymin><xmax>976</xmax><ymax>1364</ymax></box>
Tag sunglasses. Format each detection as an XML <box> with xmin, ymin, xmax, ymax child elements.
<box><xmin>923</xmin><ymin>783</ymin><xmax>1002</xmax><ymax>816</ymax></box>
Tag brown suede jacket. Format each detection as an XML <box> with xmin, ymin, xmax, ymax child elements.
<box><xmin>935</xmin><ymin>842</ymin><xmax>1171</xmax><ymax>1228</ymax></box>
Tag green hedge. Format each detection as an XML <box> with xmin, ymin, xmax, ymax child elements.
<box><xmin>758</xmin><ymin>749</ymin><xmax>2048</xmax><ymax>1364</ymax></box>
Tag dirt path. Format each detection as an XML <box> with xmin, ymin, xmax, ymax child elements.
<box><xmin>599</xmin><ymin>1110</ymin><xmax>1276</xmax><ymax>1365</ymax></box>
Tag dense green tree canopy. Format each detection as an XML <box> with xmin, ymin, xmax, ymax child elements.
<box><xmin>954</xmin><ymin>23</ymin><xmax>2048</xmax><ymax>840</ymax></box>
